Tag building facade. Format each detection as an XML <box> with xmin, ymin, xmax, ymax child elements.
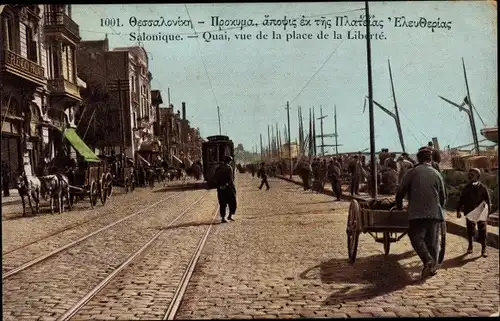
<box><xmin>1</xmin><ymin>4</ymin><xmax>82</xmax><ymax>185</ymax></box>
<box><xmin>77</xmin><ymin>41</ymin><xmax>158</xmax><ymax>159</ymax></box>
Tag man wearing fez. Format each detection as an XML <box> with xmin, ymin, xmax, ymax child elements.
<box><xmin>396</xmin><ymin>147</ymin><xmax>446</xmax><ymax>279</ymax></box>
<box><xmin>428</xmin><ymin>141</ymin><xmax>441</xmax><ymax>164</ymax></box>
<box><xmin>457</xmin><ymin>168</ymin><xmax>491</xmax><ymax>257</ymax></box>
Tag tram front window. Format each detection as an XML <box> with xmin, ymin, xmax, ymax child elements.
<box><xmin>208</xmin><ymin>147</ymin><xmax>218</xmax><ymax>163</ymax></box>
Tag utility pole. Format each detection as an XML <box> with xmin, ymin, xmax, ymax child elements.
<box><xmin>312</xmin><ymin>107</ymin><xmax>317</xmax><ymax>156</ymax></box>
<box><xmin>318</xmin><ymin>105</ymin><xmax>327</xmax><ymax>156</ymax></box>
<box><xmin>217</xmin><ymin>106</ymin><xmax>222</xmax><ymax>135</ymax></box>
<box><xmin>260</xmin><ymin>133</ymin><xmax>263</xmax><ymax>161</ymax></box>
<box><xmin>286</xmin><ymin>101</ymin><xmax>292</xmax><ymax>179</ymax></box>
<box><xmin>365</xmin><ymin>0</ymin><xmax>377</xmax><ymax>198</ymax></box>
<box><xmin>334</xmin><ymin>104</ymin><xmax>339</xmax><ymax>156</ymax></box>
<box><xmin>167</xmin><ymin>87</ymin><xmax>171</xmax><ymax>106</ymax></box>
<box><xmin>267</xmin><ymin>124</ymin><xmax>271</xmax><ymax>161</ymax></box>
<box><xmin>275</xmin><ymin>122</ymin><xmax>280</xmax><ymax>159</ymax></box>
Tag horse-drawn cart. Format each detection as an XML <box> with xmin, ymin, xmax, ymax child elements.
<box><xmin>346</xmin><ymin>198</ymin><xmax>446</xmax><ymax>264</ymax></box>
<box><xmin>69</xmin><ymin>162</ymin><xmax>112</xmax><ymax>208</ymax></box>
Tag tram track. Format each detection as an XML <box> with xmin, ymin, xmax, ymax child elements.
<box><xmin>2</xmin><ymin>190</ymin><xmax>213</xmax><ymax>320</ymax></box>
<box><xmin>2</xmin><ymin>190</ymin><xmax>179</xmax><ymax>257</ymax></box>
<box><xmin>56</xmin><ymin>200</ymin><xmax>219</xmax><ymax>321</ymax></box>
<box><xmin>163</xmin><ymin>205</ymin><xmax>218</xmax><ymax>320</ymax></box>
<box><xmin>2</xmin><ymin>192</ymin><xmax>185</xmax><ymax>279</ymax></box>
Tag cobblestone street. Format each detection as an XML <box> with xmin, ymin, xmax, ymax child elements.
<box><xmin>2</xmin><ymin>175</ymin><xmax>499</xmax><ymax>320</ymax></box>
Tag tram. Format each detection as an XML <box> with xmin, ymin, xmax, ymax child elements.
<box><xmin>202</xmin><ymin>135</ymin><xmax>235</xmax><ymax>188</ymax></box>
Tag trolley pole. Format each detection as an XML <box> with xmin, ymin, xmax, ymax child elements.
<box><xmin>365</xmin><ymin>0</ymin><xmax>377</xmax><ymax>198</ymax></box>
<box><xmin>217</xmin><ymin>106</ymin><xmax>222</xmax><ymax>135</ymax></box>
<box><xmin>286</xmin><ymin>101</ymin><xmax>292</xmax><ymax>179</ymax></box>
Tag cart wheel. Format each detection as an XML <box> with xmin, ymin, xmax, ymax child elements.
<box><xmin>383</xmin><ymin>232</ymin><xmax>391</xmax><ymax>256</ymax></box>
<box><xmin>100</xmin><ymin>174</ymin><xmax>107</xmax><ymax>205</ymax></box>
<box><xmin>89</xmin><ymin>181</ymin><xmax>98</xmax><ymax>209</ymax></box>
<box><xmin>346</xmin><ymin>199</ymin><xmax>361</xmax><ymax>264</ymax></box>
<box><xmin>437</xmin><ymin>221</ymin><xmax>447</xmax><ymax>264</ymax></box>
<box><xmin>105</xmin><ymin>173</ymin><xmax>113</xmax><ymax>199</ymax></box>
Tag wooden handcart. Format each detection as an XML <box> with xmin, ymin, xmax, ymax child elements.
<box><xmin>69</xmin><ymin>162</ymin><xmax>112</xmax><ymax>208</ymax></box>
<box><xmin>346</xmin><ymin>198</ymin><xmax>446</xmax><ymax>264</ymax></box>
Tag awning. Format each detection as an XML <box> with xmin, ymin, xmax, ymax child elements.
<box><xmin>63</xmin><ymin>128</ymin><xmax>100</xmax><ymax>162</ymax></box>
<box><xmin>137</xmin><ymin>154</ymin><xmax>151</xmax><ymax>166</ymax></box>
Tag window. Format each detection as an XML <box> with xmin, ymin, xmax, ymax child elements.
<box><xmin>130</xmin><ymin>76</ymin><xmax>136</xmax><ymax>94</ymax></box>
<box><xmin>66</xmin><ymin>46</ymin><xmax>74</xmax><ymax>82</ymax></box>
<box><xmin>52</xmin><ymin>45</ymin><xmax>60</xmax><ymax>78</ymax></box>
<box><xmin>2</xmin><ymin>13</ymin><xmax>19</xmax><ymax>53</ymax></box>
<box><xmin>26</xmin><ymin>25</ymin><xmax>38</xmax><ymax>63</ymax></box>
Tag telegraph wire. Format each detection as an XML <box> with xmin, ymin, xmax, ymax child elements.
<box><xmin>286</xmin><ymin>26</ymin><xmax>354</xmax><ymax>105</ymax></box>
<box><xmin>184</xmin><ymin>4</ymin><xmax>221</xmax><ymax>109</ymax></box>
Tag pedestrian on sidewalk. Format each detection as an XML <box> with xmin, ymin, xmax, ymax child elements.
<box><xmin>348</xmin><ymin>155</ymin><xmax>363</xmax><ymax>196</ymax></box>
<box><xmin>2</xmin><ymin>160</ymin><xmax>10</xmax><ymax>197</ymax></box>
<box><xmin>212</xmin><ymin>156</ymin><xmax>237</xmax><ymax>223</ymax></box>
<box><xmin>396</xmin><ymin>147</ymin><xmax>446</xmax><ymax>279</ymax></box>
<box><xmin>327</xmin><ymin>159</ymin><xmax>342</xmax><ymax>201</ymax></box>
<box><xmin>456</xmin><ymin>168</ymin><xmax>491</xmax><ymax>257</ymax></box>
<box><xmin>257</xmin><ymin>162</ymin><xmax>270</xmax><ymax>190</ymax></box>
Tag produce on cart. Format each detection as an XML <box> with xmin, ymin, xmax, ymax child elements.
<box><xmin>346</xmin><ymin>196</ymin><xmax>446</xmax><ymax>264</ymax></box>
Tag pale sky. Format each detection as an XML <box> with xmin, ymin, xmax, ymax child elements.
<box><xmin>73</xmin><ymin>2</ymin><xmax>497</xmax><ymax>154</ymax></box>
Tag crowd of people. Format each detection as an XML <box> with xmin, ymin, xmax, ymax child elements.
<box><xmin>245</xmin><ymin>141</ymin><xmax>442</xmax><ymax>200</ymax></box>
<box><xmin>241</xmin><ymin>141</ymin><xmax>492</xmax><ymax>279</ymax></box>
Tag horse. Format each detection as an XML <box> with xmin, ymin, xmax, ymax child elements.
<box><xmin>56</xmin><ymin>173</ymin><xmax>72</xmax><ymax>212</ymax></box>
<box><xmin>40</xmin><ymin>175</ymin><xmax>62</xmax><ymax>214</ymax></box>
<box><xmin>39</xmin><ymin>173</ymin><xmax>71</xmax><ymax>214</ymax></box>
<box><xmin>16</xmin><ymin>173</ymin><xmax>41</xmax><ymax>216</ymax></box>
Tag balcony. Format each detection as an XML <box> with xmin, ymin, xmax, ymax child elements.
<box><xmin>44</xmin><ymin>11</ymin><xmax>80</xmax><ymax>41</ymax></box>
<box><xmin>48</xmin><ymin>78</ymin><xmax>82</xmax><ymax>102</ymax></box>
<box><xmin>0</xmin><ymin>49</ymin><xmax>45</xmax><ymax>86</ymax></box>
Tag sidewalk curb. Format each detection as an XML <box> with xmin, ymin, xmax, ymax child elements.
<box><xmin>276</xmin><ymin>175</ymin><xmax>499</xmax><ymax>250</ymax></box>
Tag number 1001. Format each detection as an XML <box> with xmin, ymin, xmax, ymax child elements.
<box><xmin>100</xmin><ymin>18</ymin><xmax>121</xmax><ymax>27</ymax></box>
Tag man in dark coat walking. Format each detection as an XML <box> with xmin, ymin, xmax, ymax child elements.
<box><xmin>212</xmin><ymin>156</ymin><xmax>237</xmax><ymax>223</ymax></box>
<box><xmin>396</xmin><ymin>147</ymin><xmax>446</xmax><ymax>279</ymax></box>
<box><xmin>457</xmin><ymin>168</ymin><xmax>491</xmax><ymax>257</ymax></box>
<box><xmin>327</xmin><ymin>159</ymin><xmax>342</xmax><ymax>201</ymax></box>
<box><xmin>257</xmin><ymin>162</ymin><xmax>270</xmax><ymax>190</ymax></box>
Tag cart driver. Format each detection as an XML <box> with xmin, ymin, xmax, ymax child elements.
<box><xmin>395</xmin><ymin>147</ymin><xmax>446</xmax><ymax>279</ymax></box>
